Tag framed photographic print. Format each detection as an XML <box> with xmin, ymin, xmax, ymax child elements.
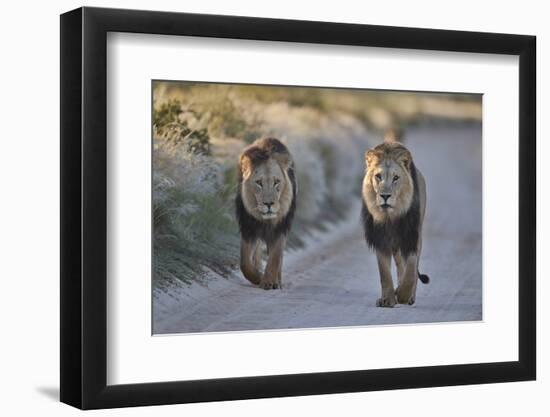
<box><xmin>60</xmin><ymin>6</ymin><xmax>536</xmax><ymax>409</ymax></box>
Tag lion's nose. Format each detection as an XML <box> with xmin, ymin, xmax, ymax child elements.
<box><xmin>381</xmin><ymin>194</ymin><xmax>391</xmax><ymax>203</ymax></box>
<box><xmin>264</xmin><ymin>202</ymin><xmax>274</xmax><ymax>210</ymax></box>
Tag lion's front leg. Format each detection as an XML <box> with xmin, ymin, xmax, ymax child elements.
<box><xmin>394</xmin><ymin>250</ymin><xmax>405</xmax><ymax>285</ymax></box>
<box><xmin>252</xmin><ymin>239</ymin><xmax>263</xmax><ymax>272</ymax></box>
<box><xmin>240</xmin><ymin>238</ymin><xmax>263</xmax><ymax>285</ymax></box>
<box><xmin>395</xmin><ymin>254</ymin><xmax>417</xmax><ymax>305</ymax></box>
<box><xmin>375</xmin><ymin>250</ymin><xmax>396</xmax><ymax>307</ymax></box>
<box><xmin>260</xmin><ymin>236</ymin><xmax>285</xmax><ymax>290</ymax></box>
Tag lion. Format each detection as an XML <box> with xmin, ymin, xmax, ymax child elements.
<box><xmin>235</xmin><ymin>138</ymin><xmax>297</xmax><ymax>290</ymax></box>
<box><xmin>361</xmin><ymin>141</ymin><xmax>430</xmax><ymax>307</ymax></box>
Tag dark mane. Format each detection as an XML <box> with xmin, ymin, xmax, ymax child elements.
<box><xmin>361</xmin><ymin>161</ymin><xmax>420</xmax><ymax>257</ymax></box>
<box><xmin>235</xmin><ymin>138</ymin><xmax>297</xmax><ymax>244</ymax></box>
<box><xmin>237</xmin><ymin>137</ymin><xmax>291</xmax><ymax>182</ymax></box>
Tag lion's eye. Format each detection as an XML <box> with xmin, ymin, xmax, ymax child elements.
<box><xmin>256</xmin><ymin>180</ymin><xmax>263</xmax><ymax>187</ymax></box>
<box><xmin>393</xmin><ymin>175</ymin><xmax>399</xmax><ymax>182</ymax></box>
<box><xmin>375</xmin><ymin>173</ymin><xmax>382</xmax><ymax>181</ymax></box>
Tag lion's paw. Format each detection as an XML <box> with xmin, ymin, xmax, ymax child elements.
<box><xmin>395</xmin><ymin>286</ymin><xmax>414</xmax><ymax>305</ymax></box>
<box><xmin>259</xmin><ymin>281</ymin><xmax>273</xmax><ymax>290</ymax></box>
<box><xmin>259</xmin><ymin>276</ymin><xmax>283</xmax><ymax>290</ymax></box>
<box><xmin>259</xmin><ymin>280</ymin><xmax>280</xmax><ymax>290</ymax></box>
<box><xmin>376</xmin><ymin>295</ymin><xmax>396</xmax><ymax>308</ymax></box>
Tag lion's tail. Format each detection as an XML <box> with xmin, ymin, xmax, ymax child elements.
<box><xmin>418</xmin><ymin>270</ymin><xmax>430</xmax><ymax>284</ymax></box>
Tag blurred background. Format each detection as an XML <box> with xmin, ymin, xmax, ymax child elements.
<box><xmin>152</xmin><ymin>81</ymin><xmax>481</xmax><ymax>290</ymax></box>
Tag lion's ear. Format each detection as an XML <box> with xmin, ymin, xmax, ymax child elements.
<box><xmin>397</xmin><ymin>150</ymin><xmax>412</xmax><ymax>170</ymax></box>
<box><xmin>273</xmin><ymin>152</ymin><xmax>292</xmax><ymax>172</ymax></box>
<box><xmin>239</xmin><ymin>155</ymin><xmax>254</xmax><ymax>179</ymax></box>
<box><xmin>365</xmin><ymin>149</ymin><xmax>379</xmax><ymax>167</ymax></box>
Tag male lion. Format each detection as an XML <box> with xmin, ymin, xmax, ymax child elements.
<box><xmin>361</xmin><ymin>142</ymin><xmax>430</xmax><ymax>307</ymax></box>
<box><xmin>235</xmin><ymin>138</ymin><xmax>296</xmax><ymax>290</ymax></box>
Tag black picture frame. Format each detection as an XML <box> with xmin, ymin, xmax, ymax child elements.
<box><xmin>60</xmin><ymin>6</ymin><xmax>536</xmax><ymax>410</ymax></box>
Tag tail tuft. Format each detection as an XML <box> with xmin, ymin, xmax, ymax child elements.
<box><xmin>419</xmin><ymin>274</ymin><xmax>430</xmax><ymax>284</ymax></box>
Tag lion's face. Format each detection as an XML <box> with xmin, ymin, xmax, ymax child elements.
<box><xmin>241</xmin><ymin>157</ymin><xmax>292</xmax><ymax>222</ymax></box>
<box><xmin>363</xmin><ymin>144</ymin><xmax>414</xmax><ymax>222</ymax></box>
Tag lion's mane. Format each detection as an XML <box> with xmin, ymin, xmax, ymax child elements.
<box><xmin>361</xmin><ymin>162</ymin><xmax>420</xmax><ymax>258</ymax></box>
<box><xmin>235</xmin><ymin>138</ymin><xmax>297</xmax><ymax>244</ymax></box>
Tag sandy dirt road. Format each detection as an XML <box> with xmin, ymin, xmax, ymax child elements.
<box><xmin>153</xmin><ymin>125</ymin><xmax>482</xmax><ymax>334</ymax></box>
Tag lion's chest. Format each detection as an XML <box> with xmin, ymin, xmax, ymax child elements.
<box><xmin>361</xmin><ymin>201</ymin><xmax>420</xmax><ymax>257</ymax></box>
<box><xmin>236</xmin><ymin>192</ymin><xmax>295</xmax><ymax>244</ymax></box>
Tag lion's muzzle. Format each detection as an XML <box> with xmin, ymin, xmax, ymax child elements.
<box><xmin>377</xmin><ymin>193</ymin><xmax>395</xmax><ymax>210</ymax></box>
<box><xmin>259</xmin><ymin>201</ymin><xmax>278</xmax><ymax>219</ymax></box>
